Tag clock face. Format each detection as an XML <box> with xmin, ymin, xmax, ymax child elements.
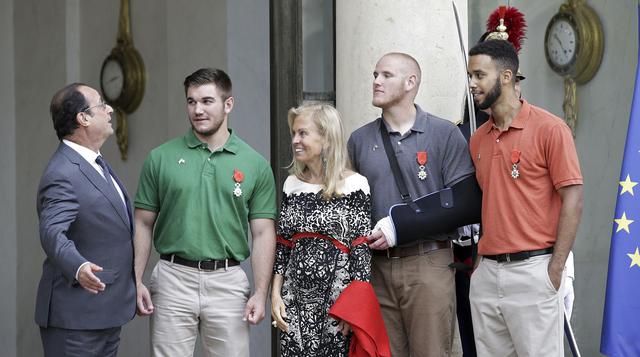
<box><xmin>547</xmin><ymin>19</ymin><xmax>577</xmax><ymax>67</ymax></box>
<box><xmin>101</xmin><ymin>59</ymin><xmax>124</xmax><ymax>103</ymax></box>
<box><xmin>545</xmin><ymin>12</ymin><xmax>580</xmax><ymax>75</ymax></box>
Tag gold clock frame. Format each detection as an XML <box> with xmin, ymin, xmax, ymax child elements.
<box><xmin>100</xmin><ymin>0</ymin><xmax>146</xmax><ymax>160</ymax></box>
<box><xmin>544</xmin><ymin>0</ymin><xmax>604</xmax><ymax>136</ymax></box>
<box><xmin>544</xmin><ymin>0</ymin><xmax>604</xmax><ymax>84</ymax></box>
<box><xmin>101</xmin><ymin>48</ymin><xmax>145</xmax><ymax>113</ymax></box>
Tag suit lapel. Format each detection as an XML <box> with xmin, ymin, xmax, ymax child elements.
<box><xmin>58</xmin><ymin>144</ymin><xmax>132</xmax><ymax>232</ymax></box>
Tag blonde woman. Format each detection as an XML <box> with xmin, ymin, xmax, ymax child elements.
<box><xmin>271</xmin><ymin>104</ymin><xmax>377</xmax><ymax>356</ymax></box>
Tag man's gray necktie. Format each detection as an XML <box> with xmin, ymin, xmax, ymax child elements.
<box><xmin>95</xmin><ymin>155</ymin><xmax>129</xmax><ymax>224</ymax></box>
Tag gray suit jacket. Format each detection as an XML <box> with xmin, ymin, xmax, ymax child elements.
<box><xmin>35</xmin><ymin>143</ymin><xmax>136</xmax><ymax>330</ymax></box>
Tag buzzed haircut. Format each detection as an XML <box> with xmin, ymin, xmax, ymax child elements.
<box><xmin>383</xmin><ymin>52</ymin><xmax>422</xmax><ymax>86</ymax></box>
<box><xmin>183</xmin><ymin>68</ymin><xmax>233</xmax><ymax>100</ymax></box>
<box><xmin>50</xmin><ymin>83</ymin><xmax>89</xmax><ymax>140</ymax></box>
<box><xmin>469</xmin><ymin>40</ymin><xmax>519</xmax><ymax>81</ymax></box>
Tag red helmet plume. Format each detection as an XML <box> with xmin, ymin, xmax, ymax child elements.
<box><xmin>486</xmin><ymin>5</ymin><xmax>527</xmax><ymax>53</ymax></box>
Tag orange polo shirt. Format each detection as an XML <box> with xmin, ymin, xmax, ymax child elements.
<box><xmin>469</xmin><ymin>100</ymin><xmax>582</xmax><ymax>255</ymax></box>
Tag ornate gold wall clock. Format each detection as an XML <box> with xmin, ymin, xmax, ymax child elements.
<box><xmin>544</xmin><ymin>0</ymin><xmax>603</xmax><ymax>136</ymax></box>
<box><xmin>100</xmin><ymin>0</ymin><xmax>146</xmax><ymax>160</ymax></box>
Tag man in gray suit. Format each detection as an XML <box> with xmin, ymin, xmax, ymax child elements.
<box><xmin>35</xmin><ymin>83</ymin><xmax>136</xmax><ymax>357</ymax></box>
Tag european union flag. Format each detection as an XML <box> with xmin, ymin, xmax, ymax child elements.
<box><xmin>600</xmin><ymin>11</ymin><xmax>640</xmax><ymax>356</ymax></box>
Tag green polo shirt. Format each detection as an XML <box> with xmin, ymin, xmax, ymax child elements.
<box><xmin>135</xmin><ymin>129</ymin><xmax>277</xmax><ymax>261</ymax></box>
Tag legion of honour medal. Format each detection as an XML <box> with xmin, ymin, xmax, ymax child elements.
<box><xmin>511</xmin><ymin>149</ymin><xmax>521</xmax><ymax>179</ymax></box>
<box><xmin>233</xmin><ymin>169</ymin><xmax>244</xmax><ymax>197</ymax></box>
<box><xmin>417</xmin><ymin>151</ymin><xmax>428</xmax><ymax>180</ymax></box>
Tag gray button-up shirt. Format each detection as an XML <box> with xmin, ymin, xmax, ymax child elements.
<box><xmin>348</xmin><ymin>105</ymin><xmax>475</xmax><ymax>241</ymax></box>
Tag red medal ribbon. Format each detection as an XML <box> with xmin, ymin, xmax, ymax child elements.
<box><xmin>511</xmin><ymin>149</ymin><xmax>521</xmax><ymax>164</ymax></box>
<box><xmin>417</xmin><ymin>151</ymin><xmax>428</xmax><ymax>165</ymax></box>
<box><xmin>233</xmin><ymin>169</ymin><xmax>244</xmax><ymax>183</ymax></box>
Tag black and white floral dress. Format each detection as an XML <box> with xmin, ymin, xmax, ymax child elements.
<box><xmin>274</xmin><ymin>174</ymin><xmax>372</xmax><ymax>357</ymax></box>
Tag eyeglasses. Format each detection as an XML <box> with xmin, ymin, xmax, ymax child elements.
<box><xmin>82</xmin><ymin>100</ymin><xmax>109</xmax><ymax>113</ymax></box>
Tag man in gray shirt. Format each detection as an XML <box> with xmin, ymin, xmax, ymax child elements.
<box><xmin>348</xmin><ymin>52</ymin><xmax>475</xmax><ymax>357</ymax></box>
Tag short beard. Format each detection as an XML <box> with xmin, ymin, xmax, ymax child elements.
<box><xmin>372</xmin><ymin>95</ymin><xmax>401</xmax><ymax>110</ymax></box>
<box><xmin>192</xmin><ymin>123</ymin><xmax>221</xmax><ymax>137</ymax></box>
<box><xmin>477</xmin><ymin>77</ymin><xmax>502</xmax><ymax>110</ymax></box>
<box><xmin>191</xmin><ymin>117</ymin><xmax>224</xmax><ymax>138</ymax></box>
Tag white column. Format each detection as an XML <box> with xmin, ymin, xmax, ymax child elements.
<box><xmin>336</xmin><ymin>0</ymin><xmax>469</xmax><ymax>135</ymax></box>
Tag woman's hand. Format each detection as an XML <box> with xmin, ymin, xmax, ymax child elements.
<box><xmin>271</xmin><ymin>275</ymin><xmax>289</xmax><ymax>332</ymax></box>
<box><xmin>271</xmin><ymin>291</ymin><xmax>289</xmax><ymax>332</ymax></box>
<box><xmin>337</xmin><ymin>320</ymin><xmax>352</xmax><ymax>336</ymax></box>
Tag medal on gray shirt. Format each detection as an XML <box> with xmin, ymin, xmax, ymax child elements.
<box><xmin>417</xmin><ymin>151</ymin><xmax>428</xmax><ymax>180</ymax></box>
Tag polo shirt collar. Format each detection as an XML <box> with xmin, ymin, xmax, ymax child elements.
<box><xmin>381</xmin><ymin>104</ymin><xmax>427</xmax><ymax>134</ymax></box>
<box><xmin>486</xmin><ymin>99</ymin><xmax>530</xmax><ymax>133</ymax></box>
<box><xmin>184</xmin><ymin>128</ymin><xmax>240</xmax><ymax>154</ymax></box>
<box><xmin>412</xmin><ymin>104</ymin><xmax>428</xmax><ymax>133</ymax></box>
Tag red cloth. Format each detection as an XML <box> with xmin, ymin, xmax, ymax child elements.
<box><xmin>329</xmin><ymin>281</ymin><xmax>391</xmax><ymax>357</ymax></box>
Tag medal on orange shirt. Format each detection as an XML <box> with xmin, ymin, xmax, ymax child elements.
<box><xmin>417</xmin><ymin>151</ymin><xmax>427</xmax><ymax>180</ymax></box>
<box><xmin>511</xmin><ymin>149</ymin><xmax>521</xmax><ymax>179</ymax></box>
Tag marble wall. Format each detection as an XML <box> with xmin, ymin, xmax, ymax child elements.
<box><xmin>336</xmin><ymin>0</ymin><xmax>470</xmax><ymax>136</ymax></box>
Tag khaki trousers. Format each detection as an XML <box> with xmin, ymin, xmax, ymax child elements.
<box><xmin>470</xmin><ymin>255</ymin><xmax>565</xmax><ymax>357</ymax></box>
<box><xmin>149</xmin><ymin>259</ymin><xmax>251</xmax><ymax>357</ymax></box>
<box><xmin>372</xmin><ymin>248</ymin><xmax>456</xmax><ymax>357</ymax></box>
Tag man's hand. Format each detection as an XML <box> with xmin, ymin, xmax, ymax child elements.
<box><xmin>136</xmin><ymin>282</ymin><xmax>154</xmax><ymax>316</ymax></box>
<box><xmin>243</xmin><ymin>291</ymin><xmax>267</xmax><ymax>325</ymax></box>
<box><xmin>77</xmin><ymin>263</ymin><xmax>105</xmax><ymax>294</ymax></box>
<box><xmin>367</xmin><ymin>229</ymin><xmax>390</xmax><ymax>250</ymax></box>
<box><xmin>547</xmin><ymin>264</ymin><xmax>563</xmax><ymax>291</ymax></box>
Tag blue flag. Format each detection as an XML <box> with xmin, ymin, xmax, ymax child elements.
<box><xmin>600</xmin><ymin>9</ymin><xmax>640</xmax><ymax>356</ymax></box>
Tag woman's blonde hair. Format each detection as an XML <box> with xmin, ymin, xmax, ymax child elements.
<box><xmin>287</xmin><ymin>103</ymin><xmax>350</xmax><ymax>199</ymax></box>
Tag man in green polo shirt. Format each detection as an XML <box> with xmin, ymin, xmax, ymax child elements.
<box><xmin>133</xmin><ymin>68</ymin><xmax>277</xmax><ymax>357</ymax></box>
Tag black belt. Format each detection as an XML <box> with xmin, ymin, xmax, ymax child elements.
<box><xmin>483</xmin><ymin>247</ymin><xmax>554</xmax><ymax>263</ymax></box>
<box><xmin>160</xmin><ymin>254</ymin><xmax>240</xmax><ymax>271</ymax></box>
<box><xmin>373</xmin><ymin>240</ymin><xmax>452</xmax><ymax>259</ymax></box>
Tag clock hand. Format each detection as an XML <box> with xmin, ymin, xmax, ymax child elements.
<box><xmin>553</xmin><ymin>33</ymin><xmax>567</xmax><ymax>52</ymax></box>
<box><xmin>108</xmin><ymin>76</ymin><xmax>120</xmax><ymax>84</ymax></box>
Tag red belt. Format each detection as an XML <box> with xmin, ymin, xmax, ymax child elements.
<box><xmin>277</xmin><ymin>232</ymin><xmax>368</xmax><ymax>254</ymax></box>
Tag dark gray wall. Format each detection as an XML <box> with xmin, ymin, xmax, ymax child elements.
<box><xmin>4</xmin><ymin>0</ymin><xmax>270</xmax><ymax>356</ymax></box>
<box><xmin>0</xmin><ymin>0</ymin><xmax>17</xmax><ymax>355</ymax></box>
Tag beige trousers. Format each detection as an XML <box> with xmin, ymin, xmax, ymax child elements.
<box><xmin>470</xmin><ymin>255</ymin><xmax>565</xmax><ymax>357</ymax></box>
<box><xmin>149</xmin><ymin>259</ymin><xmax>251</xmax><ymax>357</ymax></box>
<box><xmin>372</xmin><ymin>248</ymin><xmax>456</xmax><ymax>357</ymax></box>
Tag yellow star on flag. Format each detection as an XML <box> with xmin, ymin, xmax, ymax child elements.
<box><xmin>615</xmin><ymin>212</ymin><xmax>634</xmax><ymax>234</ymax></box>
<box><xmin>627</xmin><ymin>248</ymin><xmax>640</xmax><ymax>268</ymax></box>
<box><xmin>620</xmin><ymin>174</ymin><xmax>638</xmax><ymax>196</ymax></box>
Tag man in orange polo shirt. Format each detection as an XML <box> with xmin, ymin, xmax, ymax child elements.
<box><xmin>467</xmin><ymin>39</ymin><xmax>583</xmax><ymax>356</ymax></box>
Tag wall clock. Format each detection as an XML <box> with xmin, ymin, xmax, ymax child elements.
<box><xmin>544</xmin><ymin>0</ymin><xmax>603</xmax><ymax>135</ymax></box>
<box><xmin>100</xmin><ymin>0</ymin><xmax>146</xmax><ymax>160</ymax></box>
